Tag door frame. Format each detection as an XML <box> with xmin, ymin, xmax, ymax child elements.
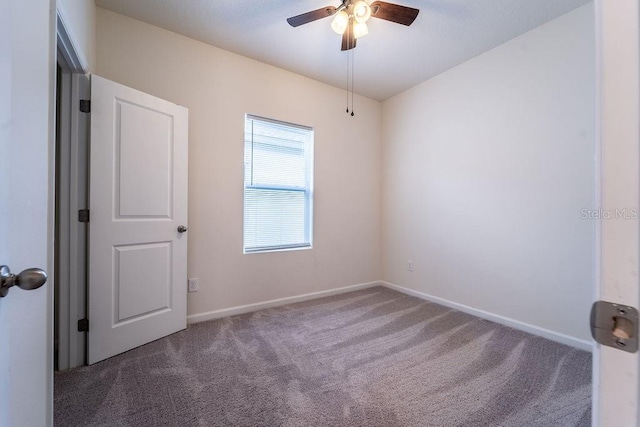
<box><xmin>55</xmin><ymin>6</ymin><xmax>90</xmax><ymax>370</ymax></box>
<box><xmin>592</xmin><ymin>0</ymin><xmax>640</xmax><ymax>425</ymax></box>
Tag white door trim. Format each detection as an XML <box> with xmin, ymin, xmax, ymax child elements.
<box><xmin>55</xmin><ymin>9</ymin><xmax>90</xmax><ymax>371</ymax></box>
<box><xmin>56</xmin><ymin>49</ymin><xmax>73</xmax><ymax>371</ymax></box>
<box><xmin>593</xmin><ymin>0</ymin><xmax>640</xmax><ymax>425</ymax></box>
<box><xmin>55</xmin><ymin>4</ymin><xmax>89</xmax><ymax>74</ymax></box>
<box><xmin>67</xmin><ymin>73</ymin><xmax>89</xmax><ymax>369</ymax></box>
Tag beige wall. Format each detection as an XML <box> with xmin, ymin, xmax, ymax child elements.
<box><xmin>96</xmin><ymin>8</ymin><xmax>382</xmax><ymax>317</ymax></box>
<box><xmin>381</xmin><ymin>4</ymin><xmax>595</xmax><ymax>340</ymax></box>
<box><xmin>96</xmin><ymin>4</ymin><xmax>595</xmax><ymax>342</ymax></box>
<box><xmin>57</xmin><ymin>0</ymin><xmax>96</xmax><ymax>71</ymax></box>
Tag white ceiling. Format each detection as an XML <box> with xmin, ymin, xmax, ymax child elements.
<box><xmin>94</xmin><ymin>0</ymin><xmax>591</xmax><ymax>101</ymax></box>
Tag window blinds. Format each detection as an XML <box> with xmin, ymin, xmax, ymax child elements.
<box><xmin>243</xmin><ymin>115</ymin><xmax>314</xmax><ymax>253</ymax></box>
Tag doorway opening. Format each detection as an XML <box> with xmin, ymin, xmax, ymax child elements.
<box><xmin>54</xmin><ymin>17</ymin><xmax>90</xmax><ymax>370</ymax></box>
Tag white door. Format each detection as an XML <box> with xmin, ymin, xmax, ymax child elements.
<box><xmin>594</xmin><ymin>0</ymin><xmax>640</xmax><ymax>425</ymax></box>
<box><xmin>88</xmin><ymin>75</ymin><xmax>188</xmax><ymax>364</ymax></box>
<box><xmin>0</xmin><ymin>0</ymin><xmax>54</xmax><ymax>426</ymax></box>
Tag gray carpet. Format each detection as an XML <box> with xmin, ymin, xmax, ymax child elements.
<box><xmin>54</xmin><ymin>286</ymin><xmax>591</xmax><ymax>426</ymax></box>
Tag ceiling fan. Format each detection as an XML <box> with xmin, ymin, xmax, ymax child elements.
<box><xmin>287</xmin><ymin>1</ymin><xmax>419</xmax><ymax>51</ymax></box>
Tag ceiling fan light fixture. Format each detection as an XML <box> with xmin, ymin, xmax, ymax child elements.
<box><xmin>353</xmin><ymin>21</ymin><xmax>369</xmax><ymax>39</ymax></box>
<box><xmin>331</xmin><ymin>10</ymin><xmax>349</xmax><ymax>34</ymax></box>
<box><xmin>353</xmin><ymin>1</ymin><xmax>372</xmax><ymax>23</ymax></box>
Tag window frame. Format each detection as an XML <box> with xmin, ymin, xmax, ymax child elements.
<box><xmin>243</xmin><ymin>114</ymin><xmax>314</xmax><ymax>254</ymax></box>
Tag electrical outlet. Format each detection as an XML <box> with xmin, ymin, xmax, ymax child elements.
<box><xmin>407</xmin><ymin>260</ymin><xmax>414</xmax><ymax>272</ymax></box>
<box><xmin>188</xmin><ymin>278</ymin><xmax>199</xmax><ymax>293</ymax></box>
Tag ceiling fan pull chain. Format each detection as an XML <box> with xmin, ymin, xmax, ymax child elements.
<box><xmin>346</xmin><ymin>44</ymin><xmax>350</xmax><ymax>114</ymax></box>
<box><xmin>351</xmin><ymin>48</ymin><xmax>355</xmax><ymax>116</ymax></box>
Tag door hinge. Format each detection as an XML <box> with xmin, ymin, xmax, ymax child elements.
<box><xmin>79</xmin><ymin>99</ymin><xmax>91</xmax><ymax>113</ymax></box>
<box><xmin>78</xmin><ymin>209</ymin><xmax>90</xmax><ymax>223</ymax></box>
<box><xmin>77</xmin><ymin>318</ymin><xmax>89</xmax><ymax>332</ymax></box>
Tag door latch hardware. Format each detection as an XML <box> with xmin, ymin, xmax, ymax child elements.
<box><xmin>591</xmin><ymin>300</ymin><xmax>638</xmax><ymax>353</ymax></box>
<box><xmin>0</xmin><ymin>265</ymin><xmax>48</xmax><ymax>298</ymax></box>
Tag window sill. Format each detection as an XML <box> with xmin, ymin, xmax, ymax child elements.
<box><xmin>243</xmin><ymin>245</ymin><xmax>312</xmax><ymax>255</ymax></box>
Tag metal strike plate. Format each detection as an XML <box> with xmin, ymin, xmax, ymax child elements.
<box><xmin>591</xmin><ymin>301</ymin><xmax>638</xmax><ymax>353</ymax></box>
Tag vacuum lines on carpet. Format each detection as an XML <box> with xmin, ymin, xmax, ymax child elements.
<box><xmin>55</xmin><ymin>286</ymin><xmax>591</xmax><ymax>426</ymax></box>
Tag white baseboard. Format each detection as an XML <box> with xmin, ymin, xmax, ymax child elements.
<box><xmin>187</xmin><ymin>279</ymin><xmax>593</xmax><ymax>352</ymax></box>
<box><xmin>380</xmin><ymin>281</ymin><xmax>593</xmax><ymax>352</ymax></box>
<box><xmin>187</xmin><ymin>281</ymin><xmax>382</xmax><ymax>324</ymax></box>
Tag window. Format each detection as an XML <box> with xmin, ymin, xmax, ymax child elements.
<box><xmin>243</xmin><ymin>115</ymin><xmax>314</xmax><ymax>253</ymax></box>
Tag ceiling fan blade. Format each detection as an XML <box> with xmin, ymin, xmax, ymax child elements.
<box><xmin>287</xmin><ymin>6</ymin><xmax>337</xmax><ymax>27</ymax></box>
<box><xmin>341</xmin><ymin>19</ymin><xmax>357</xmax><ymax>51</ymax></box>
<box><xmin>370</xmin><ymin>1</ymin><xmax>419</xmax><ymax>26</ymax></box>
